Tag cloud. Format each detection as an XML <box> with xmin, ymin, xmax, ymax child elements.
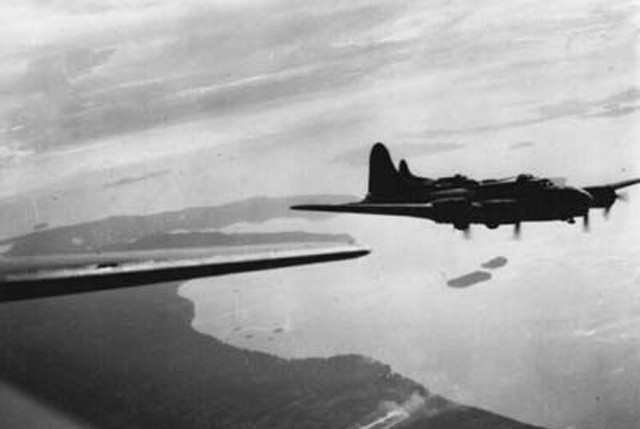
<box><xmin>0</xmin><ymin>144</ymin><xmax>33</xmax><ymax>164</ymax></box>
<box><xmin>509</xmin><ymin>141</ymin><xmax>534</xmax><ymax>150</ymax></box>
<box><xmin>537</xmin><ymin>99</ymin><xmax>589</xmax><ymax>119</ymax></box>
<box><xmin>585</xmin><ymin>88</ymin><xmax>640</xmax><ymax>118</ymax></box>
<box><xmin>406</xmin><ymin>87</ymin><xmax>640</xmax><ymax>138</ymax></box>
<box><xmin>600</xmin><ymin>87</ymin><xmax>640</xmax><ymax>105</ymax></box>
<box><xmin>535</xmin><ymin>88</ymin><xmax>640</xmax><ymax>121</ymax></box>
<box><xmin>573</xmin><ymin>315</ymin><xmax>640</xmax><ymax>342</ymax></box>
<box><xmin>0</xmin><ymin>0</ymin><xmax>638</xmax><ymax>197</ymax></box>
<box><xmin>0</xmin><ymin>0</ymin><xmax>417</xmax><ymax>154</ymax></box>
<box><xmin>588</xmin><ymin>105</ymin><xmax>640</xmax><ymax>118</ymax></box>
<box><xmin>103</xmin><ymin>169</ymin><xmax>172</xmax><ymax>189</ymax></box>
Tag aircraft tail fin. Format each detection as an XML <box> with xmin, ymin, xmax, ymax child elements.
<box><xmin>399</xmin><ymin>159</ymin><xmax>415</xmax><ymax>178</ymax></box>
<box><xmin>367</xmin><ymin>143</ymin><xmax>402</xmax><ymax>201</ymax></box>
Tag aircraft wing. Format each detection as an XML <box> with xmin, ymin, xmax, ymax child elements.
<box><xmin>0</xmin><ymin>243</ymin><xmax>369</xmax><ymax>303</ymax></box>
<box><xmin>584</xmin><ymin>178</ymin><xmax>640</xmax><ymax>192</ymax></box>
<box><xmin>581</xmin><ymin>178</ymin><xmax>640</xmax><ymax>210</ymax></box>
<box><xmin>292</xmin><ymin>203</ymin><xmax>434</xmax><ymax>218</ymax></box>
<box><xmin>602</xmin><ymin>178</ymin><xmax>640</xmax><ymax>190</ymax></box>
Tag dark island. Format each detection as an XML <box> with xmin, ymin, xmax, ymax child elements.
<box><xmin>447</xmin><ymin>271</ymin><xmax>493</xmax><ymax>288</ymax></box>
<box><xmin>481</xmin><ymin>257</ymin><xmax>508</xmax><ymax>270</ymax></box>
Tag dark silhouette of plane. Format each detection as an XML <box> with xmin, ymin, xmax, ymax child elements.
<box><xmin>293</xmin><ymin>142</ymin><xmax>640</xmax><ymax>237</ymax></box>
<box><xmin>0</xmin><ymin>244</ymin><xmax>369</xmax><ymax>302</ymax></box>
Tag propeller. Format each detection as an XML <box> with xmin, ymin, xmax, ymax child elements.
<box><xmin>513</xmin><ymin>222</ymin><xmax>521</xmax><ymax>239</ymax></box>
<box><xmin>603</xmin><ymin>190</ymin><xmax>629</xmax><ymax>219</ymax></box>
<box><xmin>582</xmin><ymin>212</ymin><xmax>590</xmax><ymax>232</ymax></box>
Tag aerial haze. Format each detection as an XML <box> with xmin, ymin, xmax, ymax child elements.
<box><xmin>0</xmin><ymin>1</ymin><xmax>639</xmax><ymax>428</ymax></box>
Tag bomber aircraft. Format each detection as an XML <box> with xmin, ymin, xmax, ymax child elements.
<box><xmin>293</xmin><ymin>142</ymin><xmax>640</xmax><ymax>237</ymax></box>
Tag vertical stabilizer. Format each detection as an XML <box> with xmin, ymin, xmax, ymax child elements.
<box><xmin>398</xmin><ymin>159</ymin><xmax>412</xmax><ymax>178</ymax></box>
<box><xmin>367</xmin><ymin>143</ymin><xmax>402</xmax><ymax>201</ymax></box>
<box><xmin>399</xmin><ymin>158</ymin><xmax>434</xmax><ymax>185</ymax></box>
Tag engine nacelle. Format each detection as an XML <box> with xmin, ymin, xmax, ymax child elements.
<box><xmin>431</xmin><ymin>198</ymin><xmax>472</xmax><ymax>224</ymax></box>
<box><xmin>585</xmin><ymin>186</ymin><xmax>616</xmax><ymax>209</ymax></box>
<box><xmin>477</xmin><ymin>199</ymin><xmax>520</xmax><ymax>228</ymax></box>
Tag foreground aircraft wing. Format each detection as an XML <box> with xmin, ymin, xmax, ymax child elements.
<box><xmin>0</xmin><ymin>244</ymin><xmax>369</xmax><ymax>302</ymax></box>
<box><xmin>292</xmin><ymin>203</ymin><xmax>434</xmax><ymax>218</ymax></box>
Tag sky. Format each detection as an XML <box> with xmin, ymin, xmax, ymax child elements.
<box><xmin>0</xmin><ymin>1</ymin><xmax>639</xmax><ymax>428</ymax></box>
<box><xmin>0</xmin><ymin>0</ymin><xmax>638</xmax><ymax>207</ymax></box>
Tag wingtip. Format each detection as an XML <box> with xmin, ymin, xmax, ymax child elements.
<box><xmin>612</xmin><ymin>178</ymin><xmax>640</xmax><ymax>190</ymax></box>
<box><xmin>343</xmin><ymin>246</ymin><xmax>371</xmax><ymax>259</ymax></box>
<box><xmin>290</xmin><ymin>204</ymin><xmax>346</xmax><ymax>212</ymax></box>
<box><xmin>290</xmin><ymin>204</ymin><xmax>325</xmax><ymax>212</ymax></box>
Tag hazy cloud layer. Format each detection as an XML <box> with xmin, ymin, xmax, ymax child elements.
<box><xmin>509</xmin><ymin>141</ymin><xmax>534</xmax><ymax>150</ymax></box>
<box><xmin>406</xmin><ymin>87</ymin><xmax>640</xmax><ymax>138</ymax></box>
<box><xmin>0</xmin><ymin>0</ymin><xmax>638</xmax><ymax>206</ymax></box>
<box><xmin>103</xmin><ymin>169</ymin><xmax>172</xmax><ymax>189</ymax></box>
<box><xmin>0</xmin><ymin>0</ymin><xmax>637</xmax><ymax>175</ymax></box>
<box><xmin>0</xmin><ymin>1</ymin><xmax>413</xmax><ymax>152</ymax></box>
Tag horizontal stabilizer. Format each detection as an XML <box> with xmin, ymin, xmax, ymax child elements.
<box><xmin>292</xmin><ymin>203</ymin><xmax>433</xmax><ymax>218</ymax></box>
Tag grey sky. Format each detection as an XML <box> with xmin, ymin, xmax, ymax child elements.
<box><xmin>0</xmin><ymin>0</ymin><xmax>638</xmax><ymax>198</ymax></box>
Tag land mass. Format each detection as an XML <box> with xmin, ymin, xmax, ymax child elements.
<box><xmin>6</xmin><ymin>230</ymin><xmax>355</xmax><ymax>256</ymax></box>
<box><xmin>0</xmin><ymin>279</ymin><xmax>544</xmax><ymax>429</ymax></box>
<box><xmin>0</xmin><ymin>199</ymin><xmax>546</xmax><ymax>428</ymax></box>
<box><xmin>1</xmin><ymin>195</ymin><xmax>356</xmax><ymax>256</ymax></box>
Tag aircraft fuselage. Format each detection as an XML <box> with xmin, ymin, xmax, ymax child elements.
<box><xmin>293</xmin><ymin>142</ymin><xmax>639</xmax><ymax>236</ymax></box>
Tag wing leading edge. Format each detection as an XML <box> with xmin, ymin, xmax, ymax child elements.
<box><xmin>0</xmin><ymin>244</ymin><xmax>369</xmax><ymax>302</ymax></box>
<box><xmin>292</xmin><ymin>203</ymin><xmax>434</xmax><ymax>219</ymax></box>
